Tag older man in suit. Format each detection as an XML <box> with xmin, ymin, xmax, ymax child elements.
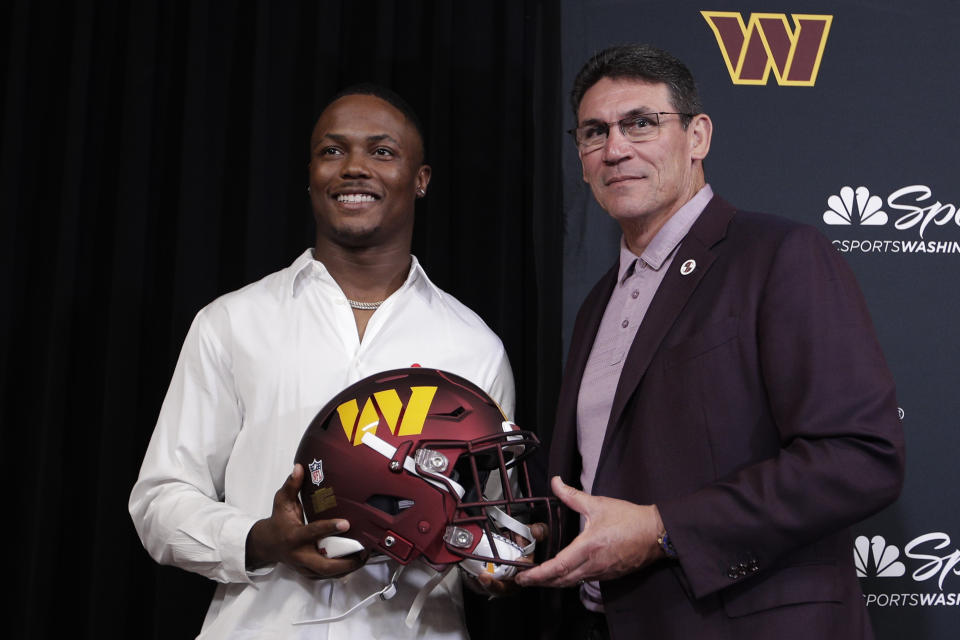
<box><xmin>515</xmin><ymin>44</ymin><xmax>905</xmax><ymax>639</ymax></box>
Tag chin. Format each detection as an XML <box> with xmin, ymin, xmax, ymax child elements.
<box><xmin>605</xmin><ymin>200</ymin><xmax>655</xmax><ymax>221</ymax></box>
<box><xmin>331</xmin><ymin>224</ymin><xmax>382</xmax><ymax>247</ymax></box>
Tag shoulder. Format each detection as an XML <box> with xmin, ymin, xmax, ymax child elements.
<box><xmin>190</xmin><ymin>256</ymin><xmax>302</xmax><ymax>340</ymax></box>
<box><xmin>734</xmin><ymin>207</ymin><xmax>837</xmax><ymax>253</ymax></box>
<box><xmin>729</xmin><ymin>207</ymin><xmax>810</xmax><ymax>239</ymax></box>
<box><xmin>713</xmin><ymin>207</ymin><xmax>861</xmax><ymax>307</ymax></box>
<box><xmin>402</xmin><ymin>268</ymin><xmax>511</xmax><ymax>385</ymax></box>
<box><xmin>719</xmin><ymin>206</ymin><xmax>837</xmax><ymax>264</ymax></box>
<box><xmin>418</xmin><ymin>279</ymin><xmax>506</xmax><ymax>348</ymax></box>
<box><xmin>405</xmin><ymin>263</ymin><xmax>513</xmax><ymax>409</ymax></box>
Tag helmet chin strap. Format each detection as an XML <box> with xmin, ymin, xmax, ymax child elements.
<box><xmin>291</xmin><ymin>562</ymin><xmax>405</xmax><ymax>626</ymax></box>
<box><xmin>404</xmin><ymin>565</ymin><xmax>455</xmax><ymax>628</ymax></box>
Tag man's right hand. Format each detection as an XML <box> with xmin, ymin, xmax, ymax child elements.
<box><xmin>245</xmin><ymin>463</ymin><xmax>369</xmax><ymax>579</ymax></box>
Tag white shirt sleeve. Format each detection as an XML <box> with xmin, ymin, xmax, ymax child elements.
<box><xmin>128</xmin><ymin>305</ymin><xmax>259</xmax><ymax>584</ymax></box>
<box><xmin>483</xmin><ymin>344</ymin><xmax>516</xmax><ymax>422</ymax></box>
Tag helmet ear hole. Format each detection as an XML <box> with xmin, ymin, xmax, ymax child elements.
<box><xmin>366</xmin><ymin>494</ymin><xmax>416</xmax><ymax>516</ymax></box>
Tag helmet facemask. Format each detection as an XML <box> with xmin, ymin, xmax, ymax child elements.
<box><xmin>414</xmin><ymin>425</ymin><xmax>558</xmax><ymax>579</ymax></box>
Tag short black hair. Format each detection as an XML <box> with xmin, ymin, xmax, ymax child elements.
<box><xmin>321</xmin><ymin>83</ymin><xmax>427</xmax><ymax>160</ymax></box>
<box><xmin>570</xmin><ymin>44</ymin><xmax>703</xmax><ymax>129</ymax></box>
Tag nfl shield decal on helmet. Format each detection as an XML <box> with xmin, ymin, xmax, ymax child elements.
<box><xmin>309</xmin><ymin>459</ymin><xmax>324</xmax><ymax>485</ymax></box>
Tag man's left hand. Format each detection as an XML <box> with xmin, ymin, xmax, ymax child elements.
<box><xmin>514</xmin><ymin>476</ymin><xmax>664</xmax><ymax>588</ymax></box>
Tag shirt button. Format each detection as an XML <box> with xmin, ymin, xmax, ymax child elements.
<box><xmin>631</xmin><ymin>290</ymin><xmax>640</xmax><ymax>299</ymax></box>
<box><xmin>621</xmin><ymin>319</ymin><xmax>629</xmax><ymax>328</ymax></box>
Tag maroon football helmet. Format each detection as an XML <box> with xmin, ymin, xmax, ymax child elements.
<box><xmin>295</xmin><ymin>367</ymin><xmax>559</xmax><ymax>579</ymax></box>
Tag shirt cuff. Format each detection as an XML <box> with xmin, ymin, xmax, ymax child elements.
<box><xmin>221</xmin><ymin>513</ymin><xmax>268</xmax><ymax>583</ymax></box>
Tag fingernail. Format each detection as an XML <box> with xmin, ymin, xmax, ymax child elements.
<box><xmin>336</xmin><ymin>520</ymin><xmax>349</xmax><ymax>532</ymax></box>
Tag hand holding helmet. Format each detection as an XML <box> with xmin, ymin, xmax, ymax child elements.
<box><xmin>245</xmin><ymin>463</ymin><xmax>369</xmax><ymax>579</ymax></box>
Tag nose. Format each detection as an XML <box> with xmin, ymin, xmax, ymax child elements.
<box><xmin>600</xmin><ymin>126</ymin><xmax>633</xmax><ymax>165</ymax></box>
<box><xmin>341</xmin><ymin>151</ymin><xmax>371</xmax><ymax>178</ymax></box>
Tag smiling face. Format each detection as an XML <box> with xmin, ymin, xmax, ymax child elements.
<box><xmin>309</xmin><ymin>94</ymin><xmax>431</xmax><ymax>251</ymax></box>
<box><xmin>577</xmin><ymin>77</ymin><xmax>711</xmax><ymax>240</ymax></box>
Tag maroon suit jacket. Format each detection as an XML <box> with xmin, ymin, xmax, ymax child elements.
<box><xmin>548</xmin><ymin>196</ymin><xmax>905</xmax><ymax>639</ymax></box>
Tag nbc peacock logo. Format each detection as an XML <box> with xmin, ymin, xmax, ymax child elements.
<box><xmin>854</xmin><ymin>535</ymin><xmax>906</xmax><ymax>578</ymax></box>
<box><xmin>823</xmin><ymin>186</ymin><xmax>888</xmax><ymax>227</ymax></box>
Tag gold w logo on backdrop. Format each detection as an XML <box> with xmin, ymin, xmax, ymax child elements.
<box><xmin>336</xmin><ymin>386</ymin><xmax>438</xmax><ymax>445</ymax></box>
<box><xmin>701</xmin><ymin>12</ymin><xmax>833</xmax><ymax>86</ymax></box>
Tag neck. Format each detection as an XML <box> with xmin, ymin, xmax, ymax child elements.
<box><xmin>313</xmin><ymin>238</ymin><xmax>412</xmax><ymax>303</ymax></box>
<box><xmin>620</xmin><ymin>209</ymin><xmax>674</xmax><ymax>256</ymax></box>
<box><xmin>622</xmin><ymin>177</ymin><xmax>704</xmax><ymax>255</ymax></box>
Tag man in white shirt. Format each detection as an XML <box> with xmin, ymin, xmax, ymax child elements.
<box><xmin>129</xmin><ymin>84</ymin><xmax>515</xmax><ymax>639</ymax></box>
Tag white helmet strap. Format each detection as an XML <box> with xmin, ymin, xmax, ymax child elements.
<box><xmin>291</xmin><ymin>562</ymin><xmax>404</xmax><ymax>626</ymax></box>
<box><xmin>360</xmin><ymin>430</ymin><xmax>467</xmax><ymax>498</ymax></box>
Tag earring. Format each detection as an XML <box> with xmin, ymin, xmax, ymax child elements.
<box><xmin>307</xmin><ymin>186</ymin><xmax>311</xmax><ymax>193</ymax></box>
<box><xmin>416</xmin><ymin>188</ymin><xmax>426</xmax><ymax>197</ymax></box>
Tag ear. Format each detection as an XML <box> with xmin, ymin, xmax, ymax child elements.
<box><xmin>416</xmin><ymin>164</ymin><xmax>432</xmax><ymax>195</ymax></box>
<box><xmin>688</xmin><ymin>113</ymin><xmax>713</xmax><ymax>161</ymax></box>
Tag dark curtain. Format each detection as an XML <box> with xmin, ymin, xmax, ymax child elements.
<box><xmin>2</xmin><ymin>1</ymin><xmax>562</xmax><ymax>637</ymax></box>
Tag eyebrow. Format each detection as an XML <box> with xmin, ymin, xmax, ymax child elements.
<box><xmin>316</xmin><ymin>132</ymin><xmax>401</xmax><ymax>147</ymax></box>
<box><xmin>579</xmin><ymin>106</ymin><xmax>657</xmax><ymax>126</ymax></box>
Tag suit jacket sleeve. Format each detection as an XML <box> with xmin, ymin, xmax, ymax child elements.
<box><xmin>656</xmin><ymin>224</ymin><xmax>904</xmax><ymax>600</ymax></box>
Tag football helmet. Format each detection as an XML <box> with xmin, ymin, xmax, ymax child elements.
<box><xmin>294</xmin><ymin>367</ymin><xmax>559</xmax><ymax>581</ymax></box>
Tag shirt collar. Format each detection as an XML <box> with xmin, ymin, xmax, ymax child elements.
<box><xmin>618</xmin><ymin>184</ymin><xmax>714</xmax><ymax>283</ymax></box>
<box><xmin>289</xmin><ymin>248</ymin><xmax>442</xmax><ymax>300</ymax></box>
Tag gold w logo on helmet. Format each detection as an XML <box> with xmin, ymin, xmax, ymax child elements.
<box><xmin>336</xmin><ymin>386</ymin><xmax>438</xmax><ymax>445</ymax></box>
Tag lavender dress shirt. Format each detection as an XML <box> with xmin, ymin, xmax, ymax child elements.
<box><xmin>576</xmin><ymin>184</ymin><xmax>714</xmax><ymax>611</ymax></box>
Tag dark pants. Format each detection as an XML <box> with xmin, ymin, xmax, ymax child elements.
<box><xmin>572</xmin><ymin>608</ymin><xmax>610</xmax><ymax>640</ymax></box>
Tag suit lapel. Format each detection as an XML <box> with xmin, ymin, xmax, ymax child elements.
<box><xmin>564</xmin><ymin>266</ymin><xmax>618</xmax><ymax>405</ymax></box>
<box><xmin>596</xmin><ymin>197</ymin><xmax>738</xmax><ymax>474</ymax></box>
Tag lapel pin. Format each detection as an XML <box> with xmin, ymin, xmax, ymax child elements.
<box><xmin>680</xmin><ymin>259</ymin><xmax>696</xmax><ymax>276</ymax></box>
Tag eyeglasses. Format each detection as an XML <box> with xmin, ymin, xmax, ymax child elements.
<box><xmin>567</xmin><ymin>112</ymin><xmax>694</xmax><ymax>150</ymax></box>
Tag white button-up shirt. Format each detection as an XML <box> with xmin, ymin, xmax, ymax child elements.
<box><xmin>129</xmin><ymin>249</ymin><xmax>515</xmax><ymax>639</ymax></box>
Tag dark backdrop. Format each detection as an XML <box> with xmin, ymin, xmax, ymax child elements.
<box><xmin>2</xmin><ymin>1</ymin><xmax>561</xmax><ymax>637</ymax></box>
